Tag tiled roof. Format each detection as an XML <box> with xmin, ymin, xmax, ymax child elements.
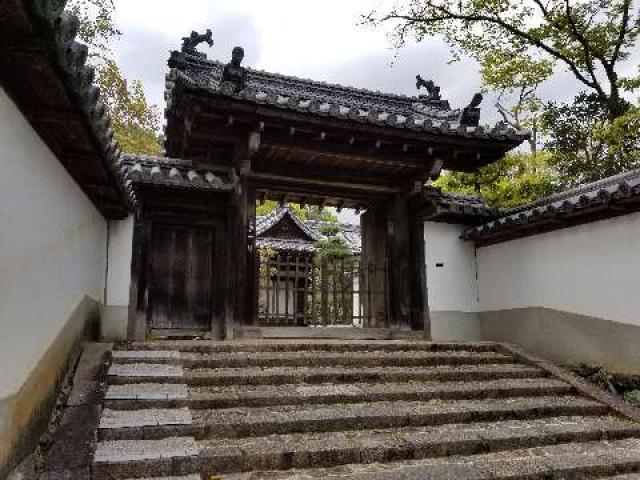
<box><xmin>256</xmin><ymin>207</ymin><xmax>361</xmax><ymax>254</ymax></box>
<box><xmin>120</xmin><ymin>154</ymin><xmax>235</xmax><ymax>203</ymax></box>
<box><xmin>462</xmin><ymin>168</ymin><xmax>640</xmax><ymax>243</ymax></box>
<box><xmin>165</xmin><ymin>52</ymin><xmax>529</xmax><ymax>143</ymax></box>
<box><xmin>256</xmin><ymin>237</ymin><xmax>317</xmax><ymax>253</ymax></box>
<box><xmin>256</xmin><ymin>207</ymin><xmax>318</xmax><ymax>240</ymax></box>
<box><xmin>430</xmin><ymin>191</ymin><xmax>500</xmax><ymax>218</ymax></box>
<box><xmin>2</xmin><ymin>0</ymin><xmax>130</xmax><ymax>217</ymax></box>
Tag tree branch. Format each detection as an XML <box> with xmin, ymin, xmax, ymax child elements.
<box><xmin>611</xmin><ymin>0</ymin><xmax>632</xmax><ymax>66</ymax></box>
<box><xmin>377</xmin><ymin>4</ymin><xmax>599</xmax><ymax>91</ymax></box>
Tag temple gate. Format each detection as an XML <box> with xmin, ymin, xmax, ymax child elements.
<box><xmin>124</xmin><ymin>35</ymin><xmax>526</xmax><ymax>340</ymax></box>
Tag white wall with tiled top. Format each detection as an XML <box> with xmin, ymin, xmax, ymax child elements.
<box><xmin>106</xmin><ymin>216</ymin><xmax>134</xmax><ymax>306</ymax></box>
<box><xmin>476</xmin><ymin>212</ymin><xmax>640</xmax><ymax>327</ymax></box>
<box><xmin>423</xmin><ymin>222</ymin><xmax>481</xmax><ymax>340</ymax></box>
<box><xmin>0</xmin><ymin>87</ymin><xmax>107</xmax><ymax>397</ymax></box>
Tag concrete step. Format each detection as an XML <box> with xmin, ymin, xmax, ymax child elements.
<box><xmin>106</xmin><ymin>363</ymin><xmax>546</xmax><ymax>386</ymax></box>
<box><xmin>113</xmin><ymin>340</ymin><xmax>500</xmax><ymax>354</ymax></box>
<box><xmin>112</xmin><ymin>349</ymin><xmax>514</xmax><ymax>369</ymax></box>
<box><xmin>98</xmin><ymin>396</ymin><xmax>608</xmax><ymax>441</ymax></box>
<box><xmin>93</xmin><ymin>436</ymin><xmax>640</xmax><ymax>479</ymax></box>
<box><xmin>104</xmin><ymin>378</ymin><xmax>574</xmax><ymax>410</ymax></box>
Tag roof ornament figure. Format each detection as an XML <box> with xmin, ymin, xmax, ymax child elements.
<box><xmin>181</xmin><ymin>29</ymin><xmax>214</xmax><ymax>57</ymax></box>
<box><xmin>221</xmin><ymin>46</ymin><xmax>247</xmax><ymax>93</ymax></box>
<box><xmin>416</xmin><ymin>74</ymin><xmax>442</xmax><ymax>101</ymax></box>
<box><xmin>459</xmin><ymin>92</ymin><xmax>483</xmax><ymax>126</ymax></box>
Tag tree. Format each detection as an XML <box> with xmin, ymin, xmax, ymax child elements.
<box><xmin>363</xmin><ymin>0</ymin><xmax>640</xmax><ymax>121</ymax></box>
<box><xmin>481</xmin><ymin>50</ymin><xmax>553</xmax><ymax>156</ymax></box>
<box><xmin>97</xmin><ymin>60</ymin><xmax>163</xmax><ymax>155</ymax></box>
<box><xmin>434</xmin><ymin>152</ymin><xmax>555</xmax><ymax>208</ymax></box>
<box><xmin>67</xmin><ymin>0</ymin><xmax>120</xmax><ymax>62</ymax></box>
<box><xmin>541</xmin><ymin>93</ymin><xmax>640</xmax><ymax>187</ymax></box>
<box><xmin>69</xmin><ymin>0</ymin><xmax>162</xmax><ymax>155</ymax></box>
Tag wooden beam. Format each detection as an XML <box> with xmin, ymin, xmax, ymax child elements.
<box><xmin>246</xmin><ymin>172</ymin><xmax>405</xmax><ymax>194</ymax></box>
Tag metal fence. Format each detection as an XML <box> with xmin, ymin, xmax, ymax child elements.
<box><xmin>257</xmin><ymin>252</ymin><xmax>387</xmax><ymax>327</ymax></box>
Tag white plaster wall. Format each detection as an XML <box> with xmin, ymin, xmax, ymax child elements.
<box><xmin>0</xmin><ymin>87</ymin><xmax>107</xmax><ymax>398</ymax></box>
<box><xmin>477</xmin><ymin>213</ymin><xmax>640</xmax><ymax>327</ymax></box>
<box><xmin>106</xmin><ymin>216</ymin><xmax>134</xmax><ymax>306</ymax></box>
<box><xmin>424</xmin><ymin>222</ymin><xmax>479</xmax><ymax>312</ymax></box>
<box><xmin>424</xmin><ymin>222</ymin><xmax>480</xmax><ymax>341</ymax></box>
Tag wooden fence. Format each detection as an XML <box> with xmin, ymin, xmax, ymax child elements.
<box><xmin>257</xmin><ymin>252</ymin><xmax>387</xmax><ymax>327</ymax></box>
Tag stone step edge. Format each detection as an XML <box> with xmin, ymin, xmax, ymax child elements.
<box><xmin>193</xmin><ymin>417</ymin><xmax>640</xmax><ymax>474</ymax></box>
<box><xmin>217</xmin><ymin>437</ymin><xmax>640</xmax><ymax>480</ymax></box>
<box><xmin>107</xmin><ymin>364</ymin><xmax>546</xmax><ymax>386</ymax></box>
<box><xmin>499</xmin><ymin>343</ymin><xmax>640</xmax><ymax>423</ymax></box>
<box><xmin>98</xmin><ymin>396</ymin><xmax>610</xmax><ymax>441</ymax></box>
<box><xmin>110</xmin><ymin>351</ymin><xmax>515</xmax><ymax>368</ymax></box>
<box><xmin>92</xmin><ymin>437</ymin><xmax>640</xmax><ymax>480</ymax></box>
<box><xmin>103</xmin><ymin>379</ymin><xmax>575</xmax><ymax>410</ymax></box>
<box><xmin>112</xmin><ymin>340</ymin><xmax>502</xmax><ymax>353</ymax></box>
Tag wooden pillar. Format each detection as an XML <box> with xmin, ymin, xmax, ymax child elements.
<box><xmin>360</xmin><ymin>203</ymin><xmax>387</xmax><ymax>328</ymax></box>
<box><xmin>386</xmin><ymin>194</ymin><xmax>413</xmax><ymax>330</ymax></box>
<box><xmin>225</xmin><ymin>131</ymin><xmax>260</xmax><ymax>337</ymax></box>
<box><xmin>409</xmin><ymin>216</ymin><xmax>430</xmax><ymax>337</ymax></box>
<box><xmin>127</xmin><ymin>212</ymin><xmax>152</xmax><ymax>340</ymax></box>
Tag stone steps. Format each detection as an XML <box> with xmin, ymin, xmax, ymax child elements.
<box><xmin>94</xmin><ymin>436</ymin><xmax>640</xmax><ymax>479</ymax></box>
<box><xmin>97</xmin><ymin>415</ymin><xmax>640</xmax><ymax>474</ymax></box>
<box><xmin>104</xmin><ymin>378</ymin><xmax>575</xmax><ymax>410</ymax></box>
<box><xmin>98</xmin><ymin>396</ymin><xmax>608</xmax><ymax>441</ymax></box>
<box><xmin>112</xmin><ymin>350</ymin><xmax>514</xmax><ymax>368</ymax></box>
<box><xmin>217</xmin><ymin>438</ymin><xmax>640</xmax><ymax>479</ymax></box>
<box><xmin>113</xmin><ymin>340</ymin><xmax>499</xmax><ymax>353</ymax></box>
<box><xmin>92</xmin><ymin>340</ymin><xmax>640</xmax><ymax>479</ymax></box>
<box><xmin>107</xmin><ymin>363</ymin><xmax>547</xmax><ymax>386</ymax></box>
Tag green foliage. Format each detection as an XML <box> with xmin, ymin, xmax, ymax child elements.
<box><xmin>624</xmin><ymin>389</ymin><xmax>640</xmax><ymax>406</ymax></box>
<box><xmin>67</xmin><ymin>0</ymin><xmax>120</xmax><ymax>62</ymax></box>
<box><xmin>255</xmin><ymin>201</ymin><xmax>338</xmax><ymax>223</ymax></box>
<box><xmin>363</xmin><ymin>0</ymin><xmax>640</xmax><ymax>121</ymax></box>
<box><xmin>69</xmin><ymin>0</ymin><xmax>162</xmax><ymax>155</ymax></box>
<box><xmin>97</xmin><ymin>60</ymin><xmax>163</xmax><ymax>155</ymax></box>
<box><xmin>315</xmin><ymin>221</ymin><xmax>352</xmax><ymax>260</ymax></box>
<box><xmin>434</xmin><ymin>152</ymin><xmax>555</xmax><ymax>208</ymax></box>
<box><xmin>541</xmin><ymin>93</ymin><xmax>640</xmax><ymax>188</ymax></box>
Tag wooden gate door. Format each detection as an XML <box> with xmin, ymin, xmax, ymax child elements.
<box><xmin>149</xmin><ymin>223</ymin><xmax>215</xmax><ymax>332</ymax></box>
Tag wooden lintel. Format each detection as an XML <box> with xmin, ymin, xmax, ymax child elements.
<box><xmin>246</xmin><ymin>172</ymin><xmax>404</xmax><ymax>194</ymax></box>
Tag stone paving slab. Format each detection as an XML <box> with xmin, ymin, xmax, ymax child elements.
<box><xmin>94</xmin><ymin>437</ymin><xmax>200</xmax><ymax>463</ymax></box>
<box><xmin>185</xmin><ymin>363</ymin><xmax>545</xmax><ymax>386</ymax></box>
<box><xmin>128</xmin><ymin>476</ymin><xmax>201</xmax><ymax>480</ymax></box>
<box><xmin>112</xmin><ymin>350</ymin><xmax>181</xmax><ymax>362</ymax></box>
<box><xmin>108</xmin><ymin>363</ymin><xmax>184</xmax><ymax>379</ymax></box>
<box><xmin>193</xmin><ymin>395</ymin><xmax>608</xmax><ymax>438</ymax></box>
<box><xmin>106</xmin><ymin>383</ymin><xmax>189</xmax><ymax>400</ymax></box>
<box><xmin>100</xmin><ymin>408</ymin><xmax>192</xmax><ymax>429</ymax></box>
<box><xmin>219</xmin><ymin>438</ymin><xmax>640</xmax><ymax>479</ymax></box>
<box><xmin>197</xmin><ymin>415</ymin><xmax>640</xmax><ymax>473</ymax></box>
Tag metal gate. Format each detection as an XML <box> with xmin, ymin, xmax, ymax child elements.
<box><xmin>257</xmin><ymin>252</ymin><xmax>387</xmax><ymax>327</ymax></box>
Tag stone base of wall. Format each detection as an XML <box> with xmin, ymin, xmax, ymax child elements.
<box><xmin>0</xmin><ymin>296</ymin><xmax>101</xmax><ymax>477</ymax></box>
<box><xmin>480</xmin><ymin>307</ymin><xmax>640</xmax><ymax>375</ymax></box>
<box><xmin>430</xmin><ymin>311</ymin><xmax>481</xmax><ymax>342</ymax></box>
<box><xmin>100</xmin><ymin>305</ymin><xmax>128</xmax><ymax>341</ymax></box>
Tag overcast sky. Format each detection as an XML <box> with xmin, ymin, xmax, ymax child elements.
<box><xmin>109</xmin><ymin>0</ymin><xmax>638</xmax><ymax>222</ymax></box>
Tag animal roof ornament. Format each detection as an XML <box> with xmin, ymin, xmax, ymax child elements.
<box><xmin>181</xmin><ymin>29</ymin><xmax>214</xmax><ymax>57</ymax></box>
